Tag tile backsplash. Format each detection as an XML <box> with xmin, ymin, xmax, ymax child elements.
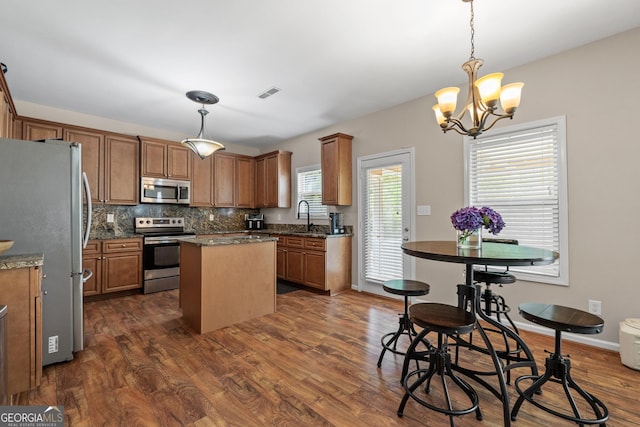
<box><xmin>89</xmin><ymin>205</ymin><xmax>259</xmax><ymax>237</ymax></box>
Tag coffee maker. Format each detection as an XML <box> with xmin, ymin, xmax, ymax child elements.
<box><xmin>329</xmin><ymin>212</ymin><xmax>345</xmax><ymax>234</ymax></box>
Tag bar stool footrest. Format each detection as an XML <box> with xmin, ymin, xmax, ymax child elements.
<box><xmin>512</xmin><ymin>373</ymin><xmax>609</xmax><ymax>425</ymax></box>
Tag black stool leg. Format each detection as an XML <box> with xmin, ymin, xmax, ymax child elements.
<box><xmin>378</xmin><ymin>295</ymin><xmax>413</xmax><ymax>367</ymax></box>
<box><xmin>399</xmin><ymin>332</ymin><xmax>482</xmax><ymax>425</ymax></box>
<box><xmin>511</xmin><ymin>330</ymin><xmax>609</xmax><ymax>425</ymax></box>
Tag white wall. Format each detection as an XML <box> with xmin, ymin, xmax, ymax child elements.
<box><xmin>261</xmin><ymin>27</ymin><xmax>640</xmax><ymax>346</ymax></box>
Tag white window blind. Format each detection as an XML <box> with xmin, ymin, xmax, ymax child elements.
<box><xmin>465</xmin><ymin>117</ymin><xmax>568</xmax><ymax>284</ymax></box>
<box><xmin>363</xmin><ymin>165</ymin><xmax>403</xmax><ymax>283</ymax></box>
<box><xmin>297</xmin><ymin>165</ymin><xmax>327</xmax><ymax>218</ymax></box>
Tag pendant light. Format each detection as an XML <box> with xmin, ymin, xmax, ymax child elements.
<box><xmin>181</xmin><ymin>90</ymin><xmax>225</xmax><ymax>159</ymax></box>
<box><xmin>433</xmin><ymin>0</ymin><xmax>524</xmax><ymax>138</ymax></box>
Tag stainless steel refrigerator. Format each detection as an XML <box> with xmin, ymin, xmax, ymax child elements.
<box><xmin>0</xmin><ymin>138</ymin><xmax>92</xmax><ymax>365</ymax></box>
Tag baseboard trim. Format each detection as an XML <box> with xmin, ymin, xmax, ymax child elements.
<box><xmin>513</xmin><ymin>320</ymin><xmax>619</xmax><ymax>352</ymax></box>
<box><xmin>354</xmin><ymin>288</ymin><xmax>620</xmax><ymax>352</ymax></box>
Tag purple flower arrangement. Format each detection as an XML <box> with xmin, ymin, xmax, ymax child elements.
<box><xmin>451</xmin><ymin>206</ymin><xmax>505</xmax><ymax>245</ymax></box>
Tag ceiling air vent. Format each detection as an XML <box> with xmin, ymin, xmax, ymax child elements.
<box><xmin>258</xmin><ymin>86</ymin><xmax>281</xmax><ymax>99</ymax></box>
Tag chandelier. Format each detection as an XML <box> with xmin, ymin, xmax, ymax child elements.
<box><xmin>433</xmin><ymin>0</ymin><xmax>524</xmax><ymax>138</ymax></box>
<box><xmin>181</xmin><ymin>90</ymin><xmax>225</xmax><ymax>159</ymax></box>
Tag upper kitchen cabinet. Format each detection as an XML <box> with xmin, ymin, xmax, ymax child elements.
<box><xmin>320</xmin><ymin>133</ymin><xmax>353</xmax><ymax>206</ymax></box>
<box><xmin>190</xmin><ymin>152</ymin><xmax>214</xmax><ymax>207</ymax></box>
<box><xmin>140</xmin><ymin>137</ymin><xmax>192</xmax><ymax>180</ymax></box>
<box><xmin>63</xmin><ymin>127</ymin><xmax>104</xmax><ymax>204</ymax></box>
<box><xmin>192</xmin><ymin>152</ymin><xmax>256</xmax><ymax>208</ymax></box>
<box><xmin>20</xmin><ymin>118</ymin><xmax>63</xmax><ymax>141</ymax></box>
<box><xmin>213</xmin><ymin>152</ymin><xmax>237</xmax><ymax>207</ymax></box>
<box><xmin>0</xmin><ymin>71</ymin><xmax>16</xmax><ymax>139</ymax></box>
<box><xmin>104</xmin><ymin>134</ymin><xmax>140</xmax><ymax>205</ymax></box>
<box><xmin>255</xmin><ymin>150</ymin><xmax>292</xmax><ymax>208</ymax></box>
<box><xmin>236</xmin><ymin>155</ymin><xmax>255</xmax><ymax>208</ymax></box>
<box><xmin>62</xmin><ymin>127</ymin><xmax>139</xmax><ymax>205</ymax></box>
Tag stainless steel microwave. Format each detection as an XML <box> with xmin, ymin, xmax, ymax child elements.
<box><xmin>140</xmin><ymin>177</ymin><xmax>191</xmax><ymax>205</ymax></box>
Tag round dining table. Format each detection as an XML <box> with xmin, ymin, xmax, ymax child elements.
<box><xmin>401</xmin><ymin>240</ymin><xmax>559</xmax><ymax>426</ymax></box>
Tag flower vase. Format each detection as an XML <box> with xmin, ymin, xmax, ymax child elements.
<box><xmin>457</xmin><ymin>228</ymin><xmax>482</xmax><ymax>249</ymax></box>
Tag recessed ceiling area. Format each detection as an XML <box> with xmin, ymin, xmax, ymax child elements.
<box><xmin>1</xmin><ymin>0</ymin><xmax>639</xmax><ymax>148</ymax></box>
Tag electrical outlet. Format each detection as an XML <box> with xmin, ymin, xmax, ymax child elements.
<box><xmin>588</xmin><ymin>299</ymin><xmax>602</xmax><ymax>315</ymax></box>
<box><xmin>48</xmin><ymin>335</ymin><xmax>59</xmax><ymax>353</ymax></box>
<box><xmin>106</xmin><ymin>213</ymin><xmax>114</xmax><ymax>223</ymax></box>
<box><xmin>209</xmin><ymin>214</ymin><xmax>214</xmax><ymax>221</ymax></box>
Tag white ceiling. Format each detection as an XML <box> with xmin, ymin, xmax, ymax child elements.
<box><xmin>2</xmin><ymin>0</ymin><xmax>639</xmax><ymax>148</ymax></box>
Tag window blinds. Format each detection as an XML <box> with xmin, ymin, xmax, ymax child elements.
<box><xmin>468</xmin><ymin>123</ymin><xmax>561</xmax><ymax>278</ymax></box>
<box><xmin>297</xmin><ymin>168</ymin><xmax>327</xmax><ymax>218</ymax></box>
<box><xmin>363</xmin><ymin>165</ymin><xmax>403</xmax><ymax>283</ymax></box>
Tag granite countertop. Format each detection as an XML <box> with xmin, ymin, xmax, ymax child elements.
<box><xmin>0</xmin><ymin>253</ymin><xmax>44</xmax><ymax>270</ymax></box>
<box><xmin>259</xmin><ymin>230</ymin><xmax>352</xmax><ymax>239</ymax></box>
<box><xmin>89</xmin><ymin>231</ymin><xmax>141</xmax><ymax>240</ymax></box>
<box><xmin>181</xmin><ymin>235</ymin><xmax>278</xmax><ymax>247</ymax></box>
<box><xmin>90</xmin><ymin>229</ymin><xmax>352</xmax><ymax>240</ymax></box>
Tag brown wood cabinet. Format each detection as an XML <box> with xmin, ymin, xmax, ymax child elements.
<box><xmin>214</xmin><ymin>152</ymin><xmax>236</xmax><ymax>207</ymax></box>
<box><xmin>140</xmin><ymin>137</ymin><xmax>192</xmax><ymax>180</ymax></box>
<box><xmin>0</xmin><ymin>71</ymin><xmax>16</xmax><ymax>139</ymax></box>
<box><xmin>103</xmin><ymin>134</ymin><xmax>140</xmax><ymax>205</ymax></box>
<box><xmin>81</xmin><ymin>240</ymin><xmax>103</xmax><ymax>296</ymax></box>
<box><xmin>255</xmin><ymin>150</ymin><xmax>292</xmax><ymax>208</ymax></box>
<box><xmin>236</xmin><ymin>155</ymin><xmax>255</xmax><ymax>208</ymax></box>
<box><xmin>63</xmin><ymin>127</ymin><xmax>104</xmax><ymax>204</ymax></box>
<box><xmin>83</xmin><ymin>238</ymin><xmax>142</xmax><ymax>296</ymax></box>
<box><xmin>0</xmin><ymin>264</ymin><xmax>42</xmax><ymax>396</ymax></box>
<box><xmin>21</xmin><ymin>119</ymin><xmax>63</xmax><ymax>141</ymax></box>
<box><xmin>190</xmin><ymin>152</ymin><xmax>215</xmax><ymax>207</ymax></box>
<box><xmin>16</xmin><ymin>118</ymin><xmax>140</xmax><ymax>205</ymax></box>
<box><xmin>191</xmin><ymin>152</ymin><xmax>256</xmax><ymax>208</ymax></box>
<box><xmin>274</xmin><ymin>235</ymin><xmax>351</xmax><ymax>294</ymax></box>
<box><xmin>320</xmin><ymin>133</ymin><xmax>353</xmax><ymax>206</ymax></box>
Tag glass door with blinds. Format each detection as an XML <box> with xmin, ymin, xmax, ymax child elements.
<box><xmin>358</xmin><ymin>149</ymin><xmax>414</xmax><ymax>295</ymax></box>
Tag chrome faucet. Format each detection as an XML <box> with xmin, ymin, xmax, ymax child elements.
<box><xmin>297</xmin><ymin>200</ymin><xmax>314</xmax><ymax>232</ymax></box>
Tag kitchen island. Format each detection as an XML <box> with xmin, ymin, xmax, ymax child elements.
<box><xmin>179</xmin><ymin>236</ymin><xmax>277</xmax><ymax>334</ymax></box>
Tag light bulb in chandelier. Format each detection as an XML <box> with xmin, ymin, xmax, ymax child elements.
<box><xmin>433</xmin><ymin>0</ymin><xmax>524</xmax><ymax>138</ymax></box>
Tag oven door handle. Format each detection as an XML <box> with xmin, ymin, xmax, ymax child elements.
<box><xmin>145</xmin><ymin>239</ymin><xmax>179</xmax><ymax>245</ymax></box>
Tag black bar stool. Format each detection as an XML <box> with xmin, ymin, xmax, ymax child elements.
<box><xmin>511</xmin><ymin>303</ymin><xmax>609</xmax><ymax>425</ymax></box>
<box><xmin>377</xmin><ymin>279</ymin><xmax>430</xmax><ymax>367</ymax></box>
<box><xmin>398</xmin><ymin>303</ymin><xmax>482</xmax><ymax>426</ymax></box>
<box><xmin>474</xmin><ymin>239</ymin><xmax>519</xmax><ymax>327</ymax></box>
<box><xmin>472</xmin><ymin>239</ymin><xmax>522</xmax><ymax>383</ymax></box>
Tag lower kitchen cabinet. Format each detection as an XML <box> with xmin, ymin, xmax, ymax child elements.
<box><xmin>83</xmin><ymin>238</ymin><xmax>143</xmax><ymax>296</ymax></box>
<box><xmin>82</xmin><ymin>240</ymin><xmax>102</xmax><ymax>296</ymax></box>
<box><xmin>0</xmin><ymin>263</ymin><xmax>42</xmax><ymax>397</ymax></box>
<box><xmin>275</xmin><ymin>235</ymin><xmax>351</xmax><ymax>294</ymax></box>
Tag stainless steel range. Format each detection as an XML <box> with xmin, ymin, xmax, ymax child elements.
<box><xmin>135</xmin><ymin>217</ymin><xmax>196</xmax><ymax>294</ymax></box>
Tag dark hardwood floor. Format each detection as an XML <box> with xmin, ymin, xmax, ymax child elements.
<box><xmin>16</xmin><ymin>288</ymin><xmax>640</xmax><ymax>426</ymax></box>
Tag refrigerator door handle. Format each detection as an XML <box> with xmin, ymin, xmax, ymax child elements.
<box><xmin>82</xmin><ymin>172</ymin><xmax>92</xmax><ymax>249</ymax></box>
<box><xmin>81</xmin><ymin>268</ymin><xmax>93</xmax><ymax>283</ymax></box>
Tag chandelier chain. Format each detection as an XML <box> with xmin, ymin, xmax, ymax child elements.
<box><xmin>469</xmin><ymin>0</ymin><xmax>475</xmax><ymax>60</ymax></box>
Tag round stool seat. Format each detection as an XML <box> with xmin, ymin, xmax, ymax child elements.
<box><xmin>473</xmin><ymin>269</ymin><xmax>516</xmax><ymax>285</ymax></box>
<box><xmin>383</xmin><ymin>279</ymin><xmax>430</xmax><ymax>297</ymax></box>
<box><xmin>377</xmin><ymin>279</ymin><xmax>430</xmax><ymax>368</ymax></box>
<box><xmin>511</xmin><ymin>303</ymin><xmax>609</xmax><ymax>424</ymax></box>
<box><xmin>409</xmin><ymin>303</ymin><xmax>476</xmax><ymax>335</ymax></box>
<box><xmin>519</xmin><ymin>303</ymin><xmax>604</xmax><ymax>335</ymax></box>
